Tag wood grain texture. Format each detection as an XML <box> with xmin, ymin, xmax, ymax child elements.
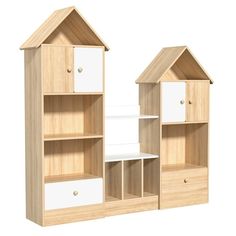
<box><xmin>44</xmin><ymin>95</ymin><xmax>103</xmax><ymax>137</ymax></box>
<box><xmin>162</xmin><ymin>125</ymin><xmax>186</xmax><ymax>165</ymax></box>
<box><xmin>186</xmin><ymin>81</ymin><xmax>209</xmax><ymax>121</ymax></box>
<box><xmin>25</xmin><ymin>48</ymin><xmax>44</xmax><ymax>225</ymax></box>
<box><xmin>160</xmin><ymin>168</ymin><xmax>208</xmax><ymax>208</ymax></box>
<box><xmin>42</xmin><ymin>45</ymin><xmax>73</xmax><ymax>93</ymax></box>
<box><xmin>143</xmin><ymin>158</ymin><xmax>159</xmax><ymax>196</ymax></box>
<box><xmin>20</xmin><ymin>7</ymin><xmax>109</xmax><ymax>50</ymax></box>
<box><xmin>44</xmin><ymin>138</ymin><xmax>103</xmax><ymax>178</ymax></box>
<box><xmin>124</xmin><ymin>160</ymin><xmax>142</xmax><ymax>198</ymax></box>
<box><xmin>44</xmin><ymin>203</ymin><xmax>105</xmax><ymax>226</ymax></box>
<box><xmin>186</xmin><ymin>124</ymin><xmax>208</xmax><ymax>167</ymax></box>
<box><xmin>105</xmin><ymin>195</ymin><xmax>158</xmax><ymax>216</ymax></box>
<box><xmin>136</xmin><ymin>46</ymin><xmax>213</xmax><ymax>84</ymax></box>
<box><xmin>105</xmin><ymin>162</ymin><xmax>123</xmax><ymax>201</ymax></box>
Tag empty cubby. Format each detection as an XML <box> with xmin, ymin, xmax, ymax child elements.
<box><xmin>105</xmin><ymin>161</ymin><xmax>122</xmax><ymax>201</ymax></box>
<box><xmin>143</xmin><ymin>158</ymin><xmax>159</xmax><ymax>197</ymax></box>
<box><xmin>124</xmin><ymin>160</ymin><xmax>142</xmax><ymax>199</ymax></box>
<box><xmin>44</xmin><ymin>138</ymin><xmax>103</xmax><ymax>182</ymax></box>
<box><xmin>44</xmin><ymin>95</ymin><xmax>103</xmax><ymax>139</ymax></box>
<box><xmin>162</xmin><ymin>123</ymin><xmax>208</xmax><ymax>171</ymax></box>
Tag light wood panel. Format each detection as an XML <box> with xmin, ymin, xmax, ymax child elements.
<box><xmin>124</xmin><ymin>160</ymin><xmax>142</xmax><ymax>198</ymax></box>
<box><xmin>44</xmin><ymin>138</ymin><xmax>103</xmax><ymax>178</ymax></box>
<box><xmin>45</xmin><ymin>173</ymin><xmax>99</xmax><ymax>183</ymax></box>
<box><xmin>174</xmin><ymin>50</ymin><xmax>212</xmax><ymax>81</ymax></box>
<box><xmin>162</xmin><ymin>124</ymin><xmax>208</xmax><ymax>167</ymax></box>
<box><xmin>105</xmin><ymin>195</ymin><xmax>158</xmax><ymax>217</ymax></box>
<box><xmin>139</xmin><ymin>84</ymin><xmax>160</xmax><ymax>115</ymax></box>
<box><xmin>42</xmin><ymin>45</ymin><xmax>73</xmax><ymax>93</ymax></box>
<box><xmin>162</xmin><ymin>125</ymin><xmax>186</xmax><ymax>165</ymax></box>
<box><xmin>44</xmin><ymin>139</ymin><xmax>84</xmax><ymax>177</ymax></box>
<box><xmin>143</xmin><ymin>158</ymin><xmax>159</xmax><ymax>196</ymax></box>
<box><xmin>105</xmin><ymin>162</ymin><xmax>123</xmax><ymax>201</ymax></box>
<box><xmin>84</xmin><ymin>138</ymin><xmax>103</xmax><ymax>177</ymax></box>
<box><xmin>44</xmin><ymin>133</ymin><xmax>103</xmax><ymax>141</ymax></box>
<box><xmin>20</xmin><ymin>7</ymin><xmax>109</xmax><ymax>50</ymax></box>
<box><xmin>161</xmin><ymin>168</ymin><xmax>208</xmax><ymax>208</ymax></box>
<box><xmin>44</xmin><ymin>203</ymin><xmax>105</xmax><ymax>226</ymax></box>
<box><xmin>136</xmin><ymin>46</ymin><xmax>187</xmax><ymax>83</ymax></box>
<box><xmin>162</xmin><ymin>163</ymin><xmax>203</xmax><ymax>172</ymax></box>
<box><xmin>25</xmin><ymin>48</ymin><xmax>44</xmax><ymax>225</ymax></box>
<box><xmin>186</xmin><ymin>123</ymin><xmax>208</xmax><ymax>167</ymax></box>
<box><xmin>44</xmin><ymin>95</ymin><xmax>103</xmax><ymax>137</ymax></box>
<box><xmin>186</xmin><ymin>81</ymin><xmax>209</xmax><ymax>121</ymax></box>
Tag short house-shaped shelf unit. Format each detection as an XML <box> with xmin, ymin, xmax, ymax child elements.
<box><xmin>136</xmin><ymin>46</ymin><xmax>212</xmax><ymax>209</ymax></box>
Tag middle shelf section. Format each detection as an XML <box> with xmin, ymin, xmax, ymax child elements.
<box><xmin>105</xmin><ymin>105</ymin><xmax>160</xmax><ymax>202</ymax></box>
<box><xmin>105</xmin><ymin>105</ymin><xmax>159</xmax><ymax>162</ymax></box>
<box><xmin>43</xmin><ymin>94</ymin><xmax>104</xmax><ymax>183</ymax></box>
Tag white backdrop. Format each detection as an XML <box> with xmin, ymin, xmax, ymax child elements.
<box><xmin>0</xmin><ymin>0</ymin><xmax>235</xmax><ymax>235</ymax></box>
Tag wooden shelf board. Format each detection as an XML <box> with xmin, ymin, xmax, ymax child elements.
<box><xmin>143</xmin><ymin>192</ymin><xmax>158</xmax><ymax>197</ymax></box>
<box><xmin>44</xmin><ymin>92</ymin><xmax>103</xmax><ymax>96</ymax></box>
<box><xmin>45</xmin><ymin>173</ymin><xmax>100</xmax><ymax>183</ymax></box>
<box><xmin>162</xmin><ymin>121</ymin><xmax>208</xmax><ymax>125</ymax></box>
<box><xmin>105</xmin><ymin>195</ymin><xmax>121</xmax><ymax>202</ymax></box>
<box><xmin>105</xmin><ymin>152</ymin><xmax>159</xmax><ymax>162</ymax></box>
<box><xmin>162</xmin><ymin>164</ymin><xmax>205</xmax><ymax>172</ymax></box>
<box><xmin>106</xmin><ymin>114</ymin><xmax>159</xmax><ymax>119</ymax></box>
<box><xmin>124</xmin><ymin>193</ymin><xmax>141</xmax><ymax>200</ymax></box>
<box><xmin>44</xmin><ymin>133</ymin><xmax>103</xmax><ymax>141</ymax></box>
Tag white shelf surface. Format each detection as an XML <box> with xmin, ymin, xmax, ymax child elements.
<box><xmin>105</xmin><ymin>152</ymin><xmax>159</xmax><ymax>162</ymax></box>
<box><xmin>106</xmin><ymin>114</ymin><xmax>159</xmax><ymax>119</ymax></box>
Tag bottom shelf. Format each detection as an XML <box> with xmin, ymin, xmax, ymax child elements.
<box><xmin>124</xmin><ymin>193</ymin><xmax>141</xmax><ymax>200</ymax></box>
<box><xmin>45</xmin><ymin>173</ymin><xmax>100</xmax><ymax>183</ymax></box>
<box><xmin>143</xmin><ymin>192</ymin><xmax>157</xmax><ymax>197</ymax></box>
<box><xmin>162</xmin><ymin>164</ymin><xmax>204</xmax><ymax>172</ymax></box>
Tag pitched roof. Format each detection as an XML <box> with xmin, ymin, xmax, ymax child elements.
<box><xmin>20</xmin><ymin>6</ymin><xmax>109</xmax><ymax>50</ymax></box>
<box><xmin>136</xmin><ymin>46</ymin><xmax>213</xmax><ymax>84</ymax></box>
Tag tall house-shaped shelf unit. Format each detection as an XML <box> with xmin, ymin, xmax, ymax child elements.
<box><xmin>21</xmin><ymin>6</ymin><xmax>109</xmax><ymax>226</ymax></box>
<box><xmin>136</xmin><ymin>46</ymin><xmax>212</xmax><ymax>209</ymax></box>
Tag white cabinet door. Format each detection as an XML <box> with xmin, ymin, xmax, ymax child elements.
<box><xmin>162</xmin><ymin>82</ymin><xmax>186</xmax><ymax>122</ymax></box>
<box><xmin>45</xmin><ymin>178</ymin><xmax>103</xmax><ymax>210</ymax></box>
<box><xmin>74</xmin><ymin>47</ymin><xmax>103</xmax><ymax>92</ymax></box>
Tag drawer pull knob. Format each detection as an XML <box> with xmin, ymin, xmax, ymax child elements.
<box><xmin>73</xmin><ymin>190</ymin><xmax>79</xmax><ymax>196</ymax></box>
<box><xmin>189</xmin><ymin>100</ymin><xmax>192</xmax><ymax>104</ymax></box>
<box><xmin>67</xmin><ymin>68</ymin><xmax>72</xmax><ymax>73</ymax></box>
<box><xmin>78</xmin><ymin>67</ymin><xmax>83</xmax><ymax>73</ymax></box>
<box><xmin>180</xmin><ymin>100</ymin><xmax>185</xmax><ymax>105</ymax></box>
<box><xmin>184</xmin><ymin>178</ymin><xmax>188</xmax><ymax>183</ymax></box>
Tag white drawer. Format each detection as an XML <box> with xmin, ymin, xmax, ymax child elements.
<box><xmin>45</xmin><ymin>178</ymin><xmax>103</xmax><ymax>210</ymax></box>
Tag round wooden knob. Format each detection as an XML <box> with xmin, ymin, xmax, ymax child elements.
<box><xmin>184</xmin><ymin>178</ymin><xmax>188</xmax><ymax>183</ymax></box>
<box><xmin>189</xmin><ymin>100</ymin><xmax>192</xmax><ymax>104</ymax></box>
<box><xmin>180</xmin><ymin>100</ymin><xmax>185</xmax><ymax>105</ymax></box>
<box><xmin>67</xmin><ymin>68</ymin><xmax>72</xmax><ymax>73</ymax></box>
<box><xmin>73</xmin><ymin>190</ymin><xmax>79</xmax><ymax>196</ymax></box>
<box><xmin>77</xmin><ymin>67</ymin><xmax>83</xmax><ymax>73</ymax></box>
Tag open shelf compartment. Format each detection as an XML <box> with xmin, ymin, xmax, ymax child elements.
<box><xmin>44</xmin><ymin>94</ymin><xmax>103</xmax><ymax>140</ymax></box>
<box><xmin>44</xmin><ymin>138</ymin><xmax>103</xmax><ymax>183</ymax></box>
<box><xmin>105</xmin><ymin>161</ymin><xmax>122</xmax><ymax>201</ymax></box>
<box><xmin>161</xmin><ymin>123</ymin><xmax>208</xmax><ymax>172</ymax></box>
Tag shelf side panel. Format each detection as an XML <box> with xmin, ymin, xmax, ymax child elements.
<box><xmin>25</xmin><ymin>48</ymin><xmax>44</xmax><ymax>225</ymax></box>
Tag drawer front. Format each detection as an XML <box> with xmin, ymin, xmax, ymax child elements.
<box><xmin>45</xmin><ymin>178</ymin><xmax>103</xmax><ymax>210</ymax></box>
<box><xmin>74</xmin><ymin>47</ymin><xmax>103</xmax><ymax>92</ymax></box>
<box><xmin>161</xmin><ymin>168</ymin><xmax>208</xmax><ymax>208</ymax></box>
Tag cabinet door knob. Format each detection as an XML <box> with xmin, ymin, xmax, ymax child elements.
<box><xmin>77</xmin><ymin>67</ymin><xmax>83</xmax><ymax>73</ymax></box>
<box><xmin>184</xmin><ymin>178</ymin><xmax>188</xmax><ymax>183</ymax></box>
<box><xmin>73</xmin><ymin>190</ymin><xmax>79</xmax><ymax>196</ymax></box>
<box><xmin>180</xmin><ymin>100</ymin><xmax>185</xmax><ymax>105</ymax></box>
<box><xmin>67</xmin><ymin>68</ymin><xmax>72</xmax><ymax>73</ymax></box>
<box><xmin>189</xmin><ymin>100</ymin><xmax>192</xmax><ymax>104</ymax></box>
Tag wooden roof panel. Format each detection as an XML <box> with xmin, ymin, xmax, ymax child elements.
<box><xmin>136</xmin><ymin>46</ymin><xmax>213</xmax><ymax>84</ymax></box>
<box><xmin>20</xmin><ymin>6</ymin><xmax>109</xmax><ymax>50</ymax></box>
